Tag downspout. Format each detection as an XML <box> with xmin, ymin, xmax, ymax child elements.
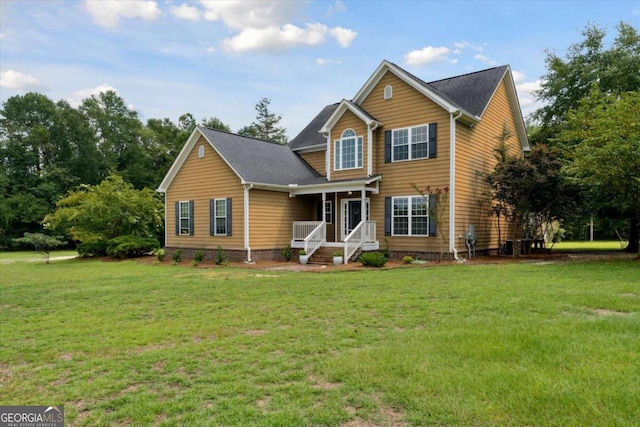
<box><xmin>243</xmin><ymin>183</ymin><xmax>253</xmax><ymax>263</ymax></box>
<box><xmin>450</xmin><ymin>110</ymin><xmax>463</xmax><ymax>260</ymax></box>
<box><xmin>367</xmin><ymin>122</ymin><xmax>380</xmax><ymax>177</ymax></box>
<box><xmin>323</xmin><ymin>131</ymin><xmax>331</xmax><ymax>181</ymax></box>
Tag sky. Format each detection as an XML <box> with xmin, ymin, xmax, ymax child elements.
<box><xmin>1</xmin><ymin>0</ymin><xmax>639</xmax><ymax>139</ymax></box>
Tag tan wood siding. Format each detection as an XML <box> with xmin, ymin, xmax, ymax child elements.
<box><xmin>165</xmin><ymin>137</ymin><xmax>244</xmax><ymax>249</ymax></box>
<box><xmin>249</xmin><ymin>190</ymin><xmax>313</xmax><ymax>249</ymax></box>
<box><xmin>361</xmin><ymin>70</ymin><xmax>451</xmax><ymax>252</ymax></box>
<box><xmin>330</xmin><ymin>110</ymin><xmax>368</xmax><ymax>180</ymax></box>
<box><xmin>454</xmin><ymin>80</ymin><xmax>524</xmax><ymax>251</ymax></box>
<box><xmin>299</xmin><ymin>150</ymin><xmax>327</xmax><ymax>176</ymax></box>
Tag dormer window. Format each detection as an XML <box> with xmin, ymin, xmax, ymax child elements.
<box><xmin>384</xmin><ymin>85</ymin><xmax>393</xmax><ymax>100</ymax></box>
<box><xmin>334</xmin><ymin>128</ymin><xmax>363</xmax><ymax>170</ymax></box>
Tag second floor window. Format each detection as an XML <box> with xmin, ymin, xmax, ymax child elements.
<box><xmin>392</xmin><ymin>124</ymin><xmax>429</xmax><ymax>161</ymax></box>
<box><xmin>335</xmin><ymin>129</ymin><xmax>363</xmax><ymax>170</ymax></box>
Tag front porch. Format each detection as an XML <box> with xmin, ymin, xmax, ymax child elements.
<box><xmin>291</xmin><ymin>221</ymin><xmax>378</xmax><ymax>264</ymax></box>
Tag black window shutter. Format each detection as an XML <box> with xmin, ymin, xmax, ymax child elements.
<box><xmin>209</xmin><ymin>199</ymin><xmax>215</xmax><ymax>236</ymax></box>
<box><xmin>428</xmin><ymin>195</ymin><xmax>437</xmax><ymax>236</ymax></box>
<box><xmin>384</xmin><ymin>197</ymin><xmax>392</xmax><ymax>236</ymax></box>
<box><xmin>175</xmin><ymin>202</ymin><xmax>180</xmax><ymax>235</ymax></box>
<box><xmin>188</xmin><ymin>200</ymin><xmax>194</xmax><ymax>236</ymax></box>
<box><xmin>384</xmin><ymin>130</ymin><xmax>392</xmax><ymax>163</ymax></box>
<box><xmin>428</xmin><ymin>123</ymin><xmax>437</xmax><ymax>158</ymax></box>
<box><xmin>226</xmin><ymin>198</ymin><xmax>232</xmax><ymax>236</ymax></box>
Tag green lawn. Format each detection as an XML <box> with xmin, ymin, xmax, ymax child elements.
<box><xmin>552</xmin><ymin>240</ymin><xmax>628</xmax><ymax>251</ymax></box>
<box><xmin>0</xmin><ymin>250</ymin><xmax>78</xmax><ymax>264</ymax></box>
<box><xmin>1</xmin><ymin>257</ymin><xmax>638</xmax><ymax>426</ymax></box>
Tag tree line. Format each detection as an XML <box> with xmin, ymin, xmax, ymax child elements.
<box><xmin>0</xmin><ymin>92</ymin><xmax>286</xmax><ymax>248</ymax></box>
<box><xmin>1</xmin><ymin>22</ymin><xmax>638</xmax><ymax>255</ymax></box>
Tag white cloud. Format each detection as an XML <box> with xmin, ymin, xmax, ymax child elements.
<box><xmin>326</xmin><ymin>0</ymin><xmax>346</xmax><ymax>15</ymax></box>
<box><xmin>190</xmin><ymin>1</ymin><xmax>356</xmax><ymax>53</ymax></box>
<box><xmin>329</xmin><ymin>27</ymin><xmax>356</xmax><ymax>48</ymax></box>
<box><xmin>85</xmin><ymin>0</ymin><xmax>161</xmax><ymax>28</ymax></box>
<box><xmin>475</xmin><ymin>54</ymin><xmax>497</xmax><ymax>66</ymax></box>
<box><xmin>0</xmin><ymin>70</ymin><xmax>42</xmax><ymax>90</ymax></box>
<box><xmin>171</xmin><ymin>3</ymin><xmax>202</xmax><ymax>21</ymax></box>
<box><xmin>405</xmin><ymin>46</ymin><xmax>450</xmax><ymax>65</ymax></box>
<box><xmin>224</xmin><ymin>23</ymin><xmax>330</xmax><ymax>53</ymax></box>
<box><xmin>67</xmin><ymin>84</ymin><xmax>118</xmax><ymax>107</ymax></box>
<box><xmin>198</xmin><ymin>0</ymin><xmax>305</xmax><ymax>29</ymax></box>
<box><xmin>454</xmin><ymin>40</ymin><xmax>483</xmax><ymax>51</ymax></box>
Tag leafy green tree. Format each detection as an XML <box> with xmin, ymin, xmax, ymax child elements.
<box><xmin>201</xmin><ymin>116</ymin><xmax>231</xmax><ymax>132</ymax></box>
<box><xmin>557</xmin><ymin>90</ymin><xmax>640</xmax><ymax>255</ymax></box>
<box><xmin>240</xmin><ymin>97</ymin><xmax>288</xmax><ymax>144</ymax></box>
<box><xmin>13</xmin><ymin>232</ymin><xmax>66</xmax><ymax>263</ymax></box>
<box><xmin>44</xmin><ymin>174</ymin><xmax>163</xmax><ymax>245</ymax></box>
<box><xmin>533</xmin><ymin>22</ymin><xmax>640</xmax><ymax>142</ymax></box>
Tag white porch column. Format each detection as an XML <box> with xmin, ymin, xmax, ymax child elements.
<box><xmin>361</xmin><ymin>188</ymin><xmax>366</xmax><ymax>223</ymax></box>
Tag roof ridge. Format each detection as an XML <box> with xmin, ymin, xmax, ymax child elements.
<box><xmin>427</xmin><ymin>64</ymin><xmax>509</xmax><ymax>84</ymax></box>
<box><xmin>198</xmin><ymin>125</ymin><xmax>288</xmax><ymax>147</ymax></box>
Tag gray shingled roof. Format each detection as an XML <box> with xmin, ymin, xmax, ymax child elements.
<box><xmin>289</xmin><ymin>103</ymin><xmax>338</xmax><ymax>151</ymax></box>
<box><xmin>198</xmin><ymin>126</ymin><xmax>325</xmax><ymax>186</ymax></box>
<box><xmin>426</xmin><ymin>65</ymin><xmax>509</xmax><ymax>118</ymax></box>
<box><xmin>291</xmin><ymin>64</ymin><xmax>509</xmax><ymax>150</ymax></box>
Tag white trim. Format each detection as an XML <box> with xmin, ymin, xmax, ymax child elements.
<box><xmin>390</xmin><ymin>123</ymin><xmax>431</xmax><ymax>162</ymax></box>
<box><xmin>244</xmin><ymin>184</ymin><xmax>252</xmax><ymax>261</ymax></box>
<box><xmin>212</xmin><ymin>198</ymin><xmax>228</xmax><ymax>236</ymax></box>
<box><xmin>325</xmin><ymin>130</ymin><xmax>331</xmax><ymax>180</ymax></box>
<box><xmin>341</xmin><ymin>197</ymin><xmax>370</xmax><ymax>241</ymax></box>
<box><xmin>178</xmin><ymin>200</ymin><xmax>190</xmax><ymax>235</ymax></box>
<box><xmin>319</xmin><ymin>99</ymin><xmax>382</xmax><ymax>134</ymax></box>
<box><xmin>334</xmin><ymin>131</ymin><xmax>363</xmax><ymax>171</ymax></box>
<box><xmin>383</xmin><ymin>84</ymin><xmax>393</xmax><ymax>100</ymax></box>
<box><xmin>449</xmin><ymin>112</ymin><xmax>460</xmax><ymax>253</ymax></box>
<box><xmin>389</xmin><ymin>196</ymin><xmax>430</xmax><ymax>237</ymax></box>
<box><xmin>198</xmin><ymin>145</ymin><xmax>204</xmax><ymax>158</ymax></box>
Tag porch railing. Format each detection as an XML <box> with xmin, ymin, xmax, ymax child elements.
<box><xmin>293</xmin><ymin>221</ymin><xmax>323</xmax><ymax>241</ymax></box>
<box><xmin>303</xmin><ymin>221</ymin><xmax>326</xmax><ymax>257</ymax></box>
<box><xmin>343</xmin><ymin>220</ymin><xmax>376</xmax><ymax>264</ymax></box>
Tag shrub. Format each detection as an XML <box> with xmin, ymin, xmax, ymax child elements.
<box><xmin>107</xmin><ymin>235</ymin><xmax>159</xmax><ymax>259</ymax></box>
<box><xmin>215</xmin><ymin>246</ymin><xmax>227</xmax><ymax>265</ymax></box>
<box><xmin>358</xmin><ymin>251</ymin><xmax>387</xmax><ymax>268</ymax></box>
<box><xmin>154</xmin><ymin>249</ymin><xmax>165</xmax><ymax>262</ymax></box>
<box><xmin>281</xmin><ymin>245</ymin><xmax>292</xmax><ymax>261</ymax></box>
<box><xmin>403</xmin><ymin>255</ymin><xmax>414</xmax><ymax>264</ymax></box>
<box><xmin>173</xmin><ymin>248</ymin><xmax>184</xmax><ymax>264</ymax></box>
<box><xmin>193</xmin><ymin>249</ymin><xmax>206</xmax><ymax>266</ymax></box>
<box><xmin>77</xmin><ymin>241</ymin><xmax>108</xmax><ymax>258</ymax></box>
<box><xmin>299</xmin><ymin>249</ymin><xmax>307</xmax><ymax>255</ymax></box>
<box><xmin>333</xmin><ymin>250</ymin><xmax>343</xmax><ymax>257</ymax></box>
<box><xmin>383</xmin><ymin>238</ymin><xmax>391</xmax><ymax>258</ymax></box>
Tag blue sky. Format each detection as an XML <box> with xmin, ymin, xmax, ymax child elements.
<box><xmin>1</xmin><ymin>0</ymin><xmax>638</xmax><ymax>139</ymax></box>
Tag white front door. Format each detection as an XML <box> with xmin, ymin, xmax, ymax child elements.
<box><xmin>341</xmin><ymin>198</ymin><xmax>370</xmax><ymax>240</ymax></box>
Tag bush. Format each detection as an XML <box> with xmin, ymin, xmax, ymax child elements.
<box><xmin>107</xmin><ymin>235</ymin><xmax>159</xmax><ymax>259</ymax></box>
<box><xmin>193</xmin><ymin>249</ymin><xmax>206</xmax><ymax>266</ymax></box>
<box><xmin>281</xmin><ymin>245</ymin><xmax>292</xmax><ymax>261</ymax></box>
<box><xmin>358</xmin><ymin>251</ymin><xmax>387</xmax><ymax>268</ymax></box>
<box><xmin>77</xmin><ymin>241</ymin><xmax>109</xmax><ymax>258</ymax></box>
<box><xmin>215</xmin><ymin>246</ymin><xmax>227</xmax><ymax>265</ymax></box>
<box><xmin>173</xmin><ymin>248</ymin><xmax>183</xmax><ymax>264</ymax></box>
<box><xmin>403</xmin><ymin>256</ymin><xmax>414</xmax><ymax>264</ymax></box>
<box><xmin>154</xmin><ymin>248</ymin><xmax>165</xmax><ymax>262</ymax></box>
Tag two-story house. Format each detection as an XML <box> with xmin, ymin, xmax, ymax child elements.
<box><xmin>157</xmin><ymin>60</ymin><xmax>529</xmax><ymax>263</ymax></box>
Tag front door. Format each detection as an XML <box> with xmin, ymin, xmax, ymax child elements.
<box><xmin>341</xmin><ymin>198</ymin><xmax>370</xmax><ymax>240</ymax></box>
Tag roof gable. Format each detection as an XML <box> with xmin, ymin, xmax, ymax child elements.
<box><xmin>319</xmin><ymin>99</ymin><xmax>382</xmax><ymax>134</ymax></box>
<box><xmin>158</xmin><ymin>126</ymin><xmax>324</xmax><ymax>192</ymax></box>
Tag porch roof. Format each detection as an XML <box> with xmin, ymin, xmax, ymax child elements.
<box><xmin>286</xmin><ymin>174</ymin><xmax>381</xmax><ymax>196</ymax></box>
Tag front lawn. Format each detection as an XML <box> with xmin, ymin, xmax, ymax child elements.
<box><xmin>1</xmin><ymin>258</ymin><xmax>638</xmax><ymax>426</ymax></box>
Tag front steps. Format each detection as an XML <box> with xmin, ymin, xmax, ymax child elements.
<box><xmin>308</xmin><ymin>246</ymin><xmax>337</xmax><ymax>265</ymax></box>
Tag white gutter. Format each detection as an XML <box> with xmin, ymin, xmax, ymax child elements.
<box><xmin>244</xmin><ymin>184</ymin><xmax>253</xmax><ymax>262</ymax></box>
<box><xmin>450</xmin><ymin>110</ymin><xmax>463</xmax><ymax>260</ymax></box>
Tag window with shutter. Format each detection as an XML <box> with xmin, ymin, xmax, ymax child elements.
<box><xmin>390</xmin><ymin>123</ymin><xmax>437</xmax><ymax>161</ymax></box>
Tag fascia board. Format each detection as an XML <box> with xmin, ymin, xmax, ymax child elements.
<box><xmin>502</xmin><ymin>68</ymin><xmax>531</xmax><ymax>152</ymax></box>
<box><xmin>319</xmin><ymin>99</ymin><xmax>377</xmax><ymax>134</ymax></box>
<box><xmin>291</xmin><ymin>143</ymin><xmax>326</xmax><ymax>153</ymax></box>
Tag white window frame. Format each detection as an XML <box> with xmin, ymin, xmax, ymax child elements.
<box><xmin>392</xmin><ymin>124</ymin><xmax>430</xmax><ymax>162</ymax></box>
<box><xmin>391</xmin><ymin>196</ymin><xmax>429</xmax><ymax>236</ymax></box>
<box><xmin>324</xmin><ymin>201</ymin><xmax>333</xmax><ymax>224</ymax></box>
<box><xmin>198</xmin><ymin>145</ymin><xmax>205</xmax><ymax>158</ymax></box>
<box><xmin>179</xmin><ymin>201</ymin><xmax>190</xmax><ymax>235</ymax></box>
<box><xmin>334</xmin><ymin>128</ymin><xmax>363</xmax><ymax>171</ymax></box>
<box><xmin>213</xmin><ymin>198</ymin><xmax>227</xmax><ymax>236</ymax></box>
<box><xmin>384</xmin><ymin>85</ymin><xmax>393</xmax><ymax>99</ymax></box>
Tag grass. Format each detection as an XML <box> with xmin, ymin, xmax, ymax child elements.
<box><xmin>552</xmin><ymin>240</ymin><xmax>628</xmax><ymax>251</ymax></box>
<box><xmin>1</xmin><ymin>257</ymin><xmax>639</xmax><ymax>426</ymax></box>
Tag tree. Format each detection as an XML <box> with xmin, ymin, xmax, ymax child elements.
<box><xmin>240</xmin><ymin>97</ymin><xmax>288</xmax><ymax>144</ymax></box>
<box><xmin>44</xmin><ymin>174</ymin><xmax>163</xmax><ymax>245</ymax></box>
<box><xmin>533</xmin><ymin>22</ymin><xmax>640</xmax><ymax>142</ymax></box>
<box><xmin>485</xmin><ymin>131</ymin><xmax>575</xmax><ymax>256</ymax></box>
<box><xmin>201</xmin><ymin>116</ymin><xmax>231</xmax><ymax>132</ymax></box>
<box><xmin>557</xmin><ymin>90</ymin><xmax>640</xmax><ymax>255</ymax></box>
<box><xmin>13</xmin><ymin>232</ymin><xmax>65</xmax><ymax>264</ymax></box>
